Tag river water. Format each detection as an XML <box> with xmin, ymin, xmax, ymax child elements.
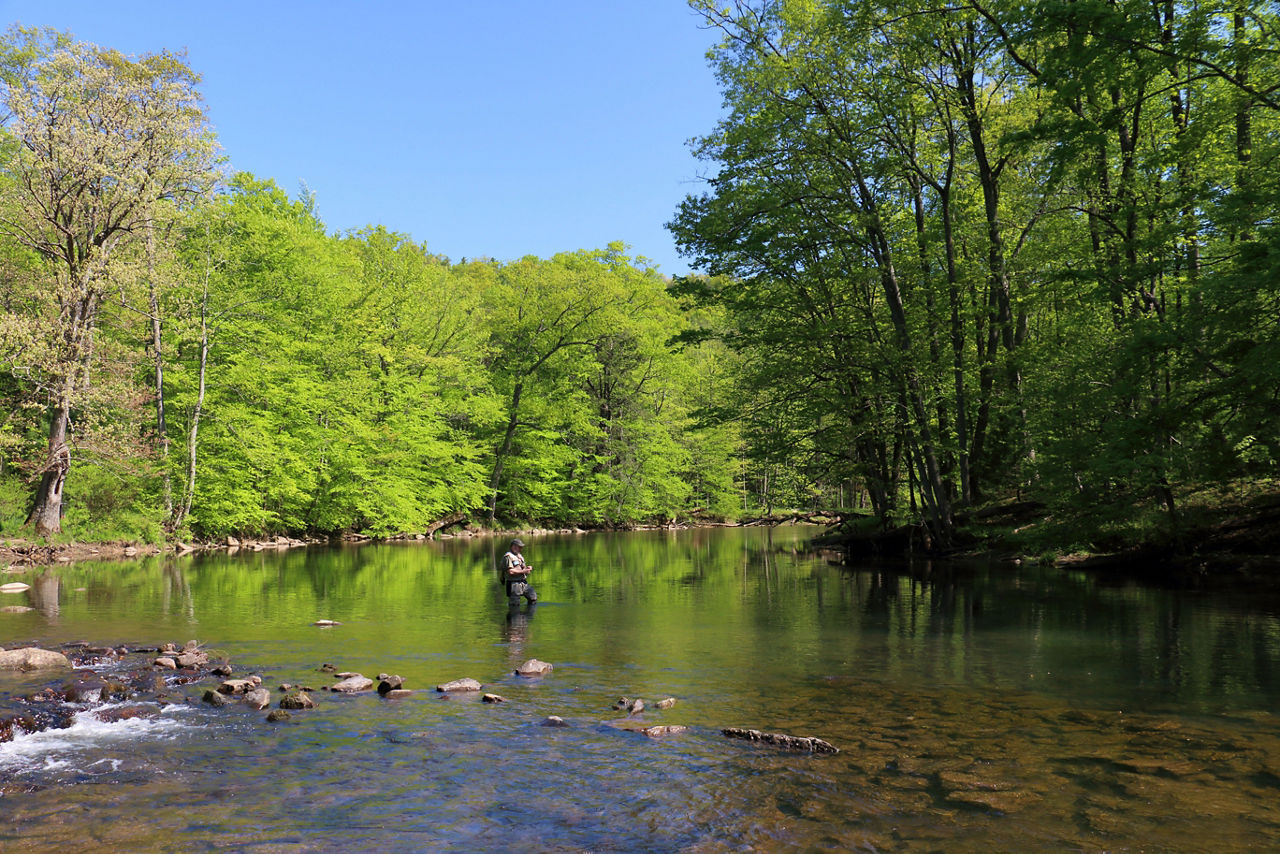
<box><xmin>2</xmin><ymin>526</ymin><xmax>1279</xmax><ymax>851</ymax></box>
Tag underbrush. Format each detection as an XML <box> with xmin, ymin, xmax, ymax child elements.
<box><xmin>969</xmin><ymin>477</ymin><xmax>1280</xmax><ymax>562</ymax></box>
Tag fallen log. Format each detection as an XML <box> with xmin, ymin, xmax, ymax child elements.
<box><xmin>722</xmin><ymin>727</ymin><xmax>839</xmax><ymax>754</ymax></box>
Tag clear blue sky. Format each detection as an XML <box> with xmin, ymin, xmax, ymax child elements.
<box><xmin>1</xmin><ymin>2</ymin><xmax>724</xmax><ymax>275</ymax></box>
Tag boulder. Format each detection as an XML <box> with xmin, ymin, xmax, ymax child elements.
<box><xmin>515</xmin><ymin>659</ymin><xmax>553</xmax><ymax>676</ymax></box>
<box><xmin>330</xmin><ymin>675</ymin><xmax>374</xmax><ymax>693</ymax></box>
<box><xmin>202</xmin><ymin>689</ymin><xmax>229</xmax><ymax>707</ymax></box>
<box><xmin>176</xmin><ymin>651</ymin><xmax>208</xmax><ymax>668</ymax></box>
<box><xmin>93</xmin><ymin>705</ymin><xmax>159</xmax><ymax>724</ymax></box>
<box><xmin>279</xmin><ymin>690</ymin><xmax>315</xmax><ymax>710</ymax></box>
<box><xmin>436</xmin><ymin>678</ymin><xmax>482</xmax><ymax>693</ymax></box>
<box><xmin>0</xmin><ymin>647</ymin><xmax>71</xmax><ymax>671</ymax></box>
<box><xmin>377</xmin><ymin>675</ymin><xmax>405</xmax><ymax>695</ymax></box>
<box><xmin>62</xmin><ymin>678</ymin><xmax>106</xmax><ymax>703</ymax></box>
<box><xmin>244</xmin><ymin>688</ymin><xmax>271</xmax><ymax>710</ymax></box>
<box><xmin>153</xmin><ymin>657</ymin><xmax>177</xmax><ymax>670</ymax></box>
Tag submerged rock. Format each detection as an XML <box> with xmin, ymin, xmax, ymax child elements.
<box><xmin>436</xmin><ymin>678</ymin><xmax>482</xmax><ymax>693</ymax></box>
<box><xmin>722</xmin><ymin>727</ymin><xmax>839</xmax><ymax>754</ymax></box>
<box><xmin>541</xmin><ymin>716</ymin><xmax>569</xmax><ymax>728</ymax></box>
<box><xmin>515</xmin><ymin>659</ymin><xmax>553</xmax><ymax>676</ymax></box>
<box><xmin>266</xmin><ymin>709</ymin><xmax>291</xmax><ymax>723</ymax></box>
<box><xmin>656</xmin><ymin>697</ymin><xmax>677</xmax><ymax>710</ymax></box>
<box><xmin>0</xmin><ymin>647</ymin><xmax>71</xmax><ymax>671</ymax></box>
<box><xmin>482</xmin><ymin>693</ymin><xmax>507</xmax><ymax>704</ymax></box>
<box><xmin>643</xmin><ymin>725</ymin><xmax>689</xmax><ymax>737</ymax></box>
<box><xmin>382</xmin><ymin>689</ymin><xmax>414</xmax><ymax>699</ymax></box>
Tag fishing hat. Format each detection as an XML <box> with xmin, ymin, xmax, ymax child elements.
<box><xmin>510</xmin><ymin>538</ymin><xmax>525</xmax><ymax>548</ymax></box>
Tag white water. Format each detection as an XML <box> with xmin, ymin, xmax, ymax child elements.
<box><xmin>0</xmin><ymin>702</ymin><xmax>199</xmax><ymax>780</ymax></box>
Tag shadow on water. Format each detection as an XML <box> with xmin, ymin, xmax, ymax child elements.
<box><xmin>1</xmin><ymin>526</ymin><xmax>1280</xmax><ymax>850</ymax></box>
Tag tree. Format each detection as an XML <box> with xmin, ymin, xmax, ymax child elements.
<box><xmin>0</xmin><ymin>30</ymin><xmax>216</xmax><ymax>535</ymax></box>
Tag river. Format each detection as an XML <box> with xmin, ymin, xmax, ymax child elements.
<box><xmin>2</xmin><ymin>526</ymin><xmax>1279</xmax><ymax>851</ymax></box>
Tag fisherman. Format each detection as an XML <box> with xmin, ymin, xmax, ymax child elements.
<box><xmin>501</xmin><ymin>538</ymin><xmax>537</xmax><ymax>606</ymax></box>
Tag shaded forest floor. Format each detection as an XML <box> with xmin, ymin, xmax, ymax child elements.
<box><xmin>820</xmin><ymin>479</ymin><xmax>1280</xmax><ymax>587</ymax></box>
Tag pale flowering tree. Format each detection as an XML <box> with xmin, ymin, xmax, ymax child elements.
<box><xmin>0</xmin><ymin>30</ymin><xmax>217</xmax><ymax>536</ymax></box>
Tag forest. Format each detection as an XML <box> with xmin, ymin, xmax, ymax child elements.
<box><xmin>1</xmin><ymin>0</ymin><xmax>1277</xmax><ymax>553</ymax></box>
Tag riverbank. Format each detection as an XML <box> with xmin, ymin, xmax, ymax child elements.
<box><xmin>0</xmin><ymin>519</ymin><xmax>724</xmax><ymax>570</ymax></box>
<box><xmin>816</xmin><ymin>485</ymin><xmax>1280</xmax><ymax>587</ymax></box>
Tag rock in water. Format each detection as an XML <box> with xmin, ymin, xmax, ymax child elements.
<box><xmin>202</xmin><ymin>689</ymin><xmax>229</xmax><ymax>707</ymax></box>
<box><xmin>541</xmin><ymin>716</ymin><xmax>569</xmax><ymax>728</ymax></box>
<box><xmin>515</xmin><ymin>659</ymin><xmax>553</xmax><ymax>676</ymax></box>
<box><xmin>643</xmin><ymin>725</ymin><xmax>689</xmax><ymax>737</ymax></box>
<box><xmin>377</xmin><ymin>675</ymin><xmax>405</xmax><ymax>695</ymax></box>
<box><xmin>0</xmin><ymin>648</ymin><xmax>71</xmax><ymax>671</ymax></box>
<box><xmin>0</xmin><ymin>582</ymin><xmax>31</xmax><ymax>593</ymax></box>
<box><xmin>244</xmin><ymin>688</ymin><xmax>271</xmax><ymax>710</ymax></box>
<box><xmin>153</xmin><ymin>657</ymin><xmax>177</xmax><ymax>670</ymax></box>
<box><xmin>436</xmin><ymin>678</ymin><xmax>482</xmax><ymax>693</ymax></box>
<box><xmin>266</xmin><ymin>709</ymin><xmax>291</xmax><ymax>723</ymax></box>
<box><xmin>217</xmin><ymin>679</ymin><xmax>255</xmax><ymax>695</ymax></box>
<box><xmin>330</xmin><ymin>675</ymin><xmax>374</xmax><ymax>693</ymax></box>
<box><xmin>656</xmin><ymin>697</ymin><xmax>677</xmax><ymax>710</ymax></box>
<box><xmin>482</xmin><ymin>693</ymin><xmax>507</xmax><ymax>704</ymax></box>
<box><xmin>722</xmin><ymin>727</ymin><xmax>839</xmax><ymax>754</ymax></box>
<box><xmin>279</xmin><ymin>690</ymin><xmax>315</xmax><ymax>710</ymax></box>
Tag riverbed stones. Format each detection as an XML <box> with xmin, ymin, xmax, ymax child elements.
<box><xmin>217</xmin><ymin>679</ymin><xmax>256</xmax><ymax>695</ymax></box>
<box><xmin>482</xmin><ymin>693</ymin><xmax>506</xmax><ymax>703</ymax></box>
<box><xmin>266</xmin><ymin>709</ymin><xmax>290</xmax><ymax>722</ymax></box>
<box><xmin>279</xmin><ymin>690</ymin><xmax>314</xmax><ymax>710</ymax></box>
<box><xmin>244</xmin><ymin>688</ymin><xmax>271</xmax><ymax>710</ymax></box>
<box><xmin>722</xmin><ymin>727</ymin><xmax>839</xmax><ymax>754</ymax></box>
<box><xmin>0</xmin><ymin>647</ymin><xmax>71</xmax><ymax>671</ymax></box>
<box><xmin>515</xmin><ymin>659</ymin><xmax>553</xmax><ymax>676</ymax></box>
<box><xmin>203</xmin><ymin>689</ymin><xmax>229</xmax><ymax>707</ymax></box>
<box><xmin>211</xmin><ymin>662</ymin><xmax>234</xmax><ymax>676</ymax></box>
<box><xmin>153</xmin><ymin>657</ymin><xmax>177</xmax><ymax>670</ymax></box>
<box><xmin>377</xmin><ymin>675</ymin><xmax>404</xmax><ymax>695</ymax></box>
<box><xmin>330</xmin><ymin>674</ymin><xmax>374</xmax><ymax>693</ymax></box>
<box><xmin>643</xmin><ymin>725</ymin><xmax>689</xmax><ymax>737</ymax></box>
<box><xmin>541</xmin><ymin>716</ymin><xmax>569</xmax><ymax>727</ymax></box>
<box><xmin>382</xmin><ymin>689</ymin><xmax>413</xmax><ymax>699</ymax></box>
<box><xmin>436</xmin><ymin>678</ymin><xmax>482</xmax><ymax>693</ymax></box>
<box><xmin>175</xmin><ymin>651</ymin><xmax>208</xmax><ymax>668</ymax></box>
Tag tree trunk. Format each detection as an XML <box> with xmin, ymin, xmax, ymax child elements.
<box><xmin>148</xmin><ymin>226</ymin><xmax>172</xmax><ymax>520</ymax></box>
<box><xmin>487</xmin><ymin>381</ymin><xmax>524</xmax><ymax>524</ymax></box>
<box><xmin>174</xmin><ymin>283</ymin><xmax>209</xmax><ymax>531</ymax></box>
<box><xmin>26</xmin><ymin>397</ymin><xmax>72</xmax><ymax>537</ymax></box>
